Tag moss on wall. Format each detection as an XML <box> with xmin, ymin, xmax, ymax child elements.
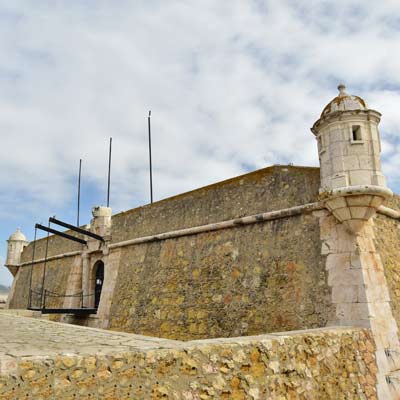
<box><xmin>110</xmin><ymin>165</ymin><xmax>320</xmax><ymax>243</ymax></box>
<box><xmin>8</xmin><ymin>257</ymin><xmax>79</xmax><ymax>311</ymax></box>
<box><xmin>374</xmin><ymin>195</ymin><xmax>400</xmax><ymax>331</ymax></box>
<box><xmin>10</xmin><ymin>166</ymin><xmax>328</xmax><ymax>338</ymax></box>
<box><xmin>108</xmin><ymin>212</ymin><xmax>333</xmax><ymax>340</ymax></box>
<box><xmin>20</xmin><ymin>231</ymin><xmax>83</xmax><ymax>264</ymax></box>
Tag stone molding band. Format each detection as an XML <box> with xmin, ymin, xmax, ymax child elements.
<box><xmin>18</xmin><ymin>251</ymin><xmax>82</xmax><ymax>267</ymax></box>
<box><xmin>108</xmin><ymin>202</ymin><xmax>323</xmax><ymax>250</ymax></box>
<box><xmin>321</xmin><ymin>185</ymin><xmax>393</xmax><ymax>200</ymax></box>
<box><xmin>378</xmin><ymin>205</ymin><xmax>400</xmax><ymax>220</ymax></box>
<box><xmin>16</xmin><ymin>201</ymin><xmax>400</xmax><ymax>266</ymax></box>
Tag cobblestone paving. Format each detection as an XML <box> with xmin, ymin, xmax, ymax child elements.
<box><xmin>0</xmin><ymin>312</ymin><xmax>179</xmax><ymax>360</ymax></box>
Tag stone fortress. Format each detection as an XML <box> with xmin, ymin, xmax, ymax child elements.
<box><xmin>2</xmin><ymin>85</ymin><xmax>400</xmax><ymax>399</ymax></box>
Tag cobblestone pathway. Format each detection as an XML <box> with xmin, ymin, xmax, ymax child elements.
<box><xmin>0</xmin><ymin>312</ymin><xmax>179</xmax><ymax>359</ymax></box>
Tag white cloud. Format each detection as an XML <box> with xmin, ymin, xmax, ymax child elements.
<box><xmin>0</xmin><ymin>0</ymin><xmax>399</xmax><ymax>264</ymax></box>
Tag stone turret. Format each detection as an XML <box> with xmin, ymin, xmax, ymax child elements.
<box><xmin>90</xmin><ymin>206</ymin><xmax>112</xmax><ymax>238</ymax></box>
<box><xmin>5</xmin><ymin>229</ymin><xmax>28</xmax><ymax>276</ymax></box>
<box><xmin>311</xmin><ymin>84</ymin><xmax>392</xmax><ymax>232</ymax></box>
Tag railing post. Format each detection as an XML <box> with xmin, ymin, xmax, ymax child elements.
<box><xmin>43</xmin><ymin>290</ymin><xmax>46</xmax><ymax>310</ymax></box>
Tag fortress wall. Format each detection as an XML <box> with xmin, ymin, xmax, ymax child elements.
<box><xmin>0</xmin><ymin>313</ymin><xmax>378</xmax><ymax>400</ymax></box>
<box><xmin>20</xmin><ymin>230</ymin><xmax>83</xmax><ymax>264</ymax></box>
<box><xmin>108</xmin><ymin>211</ymin><xmax>334</xmax><ymax>340</ymax></box>
<box><xmin>374</xmin><ymin>195</ymin><xmax>400</xmax><ymax>332</ymax></box>
<box><xmin>110</xmin><ymin>166</ymin><xmax>320</xmax><ymax>243</ymax></box>
<box><xmin>8</xmin><ymin>256</ymin><xmax>80</xmax><ymax>310</ymax></box>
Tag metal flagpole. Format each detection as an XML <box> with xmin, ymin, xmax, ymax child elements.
<box><xmin>107</xmin><ymin>138</ymin><xmax>112</xmax><ymax>207</ymax></box>
<box><xmin>148</xmin><ymin>110</ymin><xmax>153</xmax><ymax>204</ymax></box>
<box><xmin>77</xmin><ymin>159</ymin><xmax>82</xmax><ymax>226</ymax></box>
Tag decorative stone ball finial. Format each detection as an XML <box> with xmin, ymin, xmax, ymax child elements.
<box><xmin>337</xmin><ymin>83</ymin><xmax>347</xmax><ymax>96</ymax></box>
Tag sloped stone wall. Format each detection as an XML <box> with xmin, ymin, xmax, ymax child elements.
<box><xmin>110</xmin><ymin>166</ymin><xmax>320</xmax><ymax>243</ymax></box>
<box><xmin>108</xmin><ymin>211</ymin><xmax>333</xmax><ymax>340</ymax></box>
<box><xmin>8</xmin><ymin>256</ymin><xmax>80</xmax><ymax>311</ymax></box>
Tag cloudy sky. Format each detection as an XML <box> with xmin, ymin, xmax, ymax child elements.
<box><xmin>1</xmin><ymin>1</ymin><xmax>400</xmax><ymax>285</ymax></box>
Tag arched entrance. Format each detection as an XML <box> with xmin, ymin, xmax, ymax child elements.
<box><xmin>93</xmin><ymin>260</ymin><xmax>104</xmax><ymax>309</ymax></box>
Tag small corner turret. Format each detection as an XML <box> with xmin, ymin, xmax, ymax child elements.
<box><xmin>5</xmin><ymin>228</ymin><xmax>28</xmax><ymax>276</ymax></box>
<box><xmin>311</xmin><ymin>84</ymin><xmax>392</xmax><ymax>232</ymax></box>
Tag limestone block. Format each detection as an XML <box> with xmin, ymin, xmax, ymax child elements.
<box><xmin>347</xmin><ymin>195</ymin><xmax>373</xmax><ymax>207</ymax></box>
<box><xmin>327</xmin><ymin>266</ymin><xmax>364</xmax><ymax>286</ymax></box>
<box><xmin>349</xmin><ymin>170</ymin><xmax>372</xmax><ymax>185</ymax></box>
<box><xmin>331</xmin><ymin>285</ymin><xmax>362</xmax><ymax>303</ymax></box>
<box><xmin>343</xmin><ymin>155</ymin><xmax>360</xmax><ymax>170</ymax></box>
<box><xmin>329</xmin><ymin>128</ymin><xmax>344</xmax><ymax>143</ymax></box>
<box><xmin>368</xmin><ymin>302</ymin><xmax>397</xmax><ymax>322</ymax></box>
<box><xmin>368</xmin><ymin>125</ymin><xmax>378</xmax><ymax>141</ymax></box>
<box><xmin>348</xmin><ymin>142</ymin><xmax>371</xmax><ymax>155</ymax></box>
<box><xmin>370</xmin><ymin>195</ymin><xmax>385</xmax><ymax>208</ymax></box>
<box><xmin>320</xmin><ymin>159</ymin><xmax>333</xmax><ymax>178</ymax></box>
<box><xmin>349</xmin><ymin>206</ymin><xmax>372</xmax><ymax>219</ymax></box>
<box><xmin>358</xmin><ymin>155</ymin><xmax>375</xmax><ymax>169</ymax></box>
<box><xmin>362</xmin><ymin>282</ymin><xmax>390</xmax><ymax>303</ymax></box>
<box><xmin>335</xmin><ymin>302</ymin><xmax>369</xmax><ymax>321</ymax></box>
<box><xmin>318</xmin><ymin>213</ymin><xmax>337</xmax><ymax>240</ymax></box>
<box><xmin>333</xmin><ymin>207</ymin><xmax>351</xmax><ymax>221</ymax></box>
<box><xmin>331</xmin><ymin>174</ymin><xmax>348</xmax><ymax>189</ymax></box>
<box><xmin>369</xmin><ymin>318</ymin><xmax>399</xmax><ymax>351</ymax></box>
<box><xmin>373</xmin><ymin>173</ymin><xmax>387</xmax><ymax>187</ymax></box>
<box><xmin>370</xmin><ymin>140</ymin><xmax>382</xmax><ymax>155</ymax></box>
<box><xmin>375</xmin><ymin>349</ymin><xmax>397</xmax><ymax>379</ymax></box>
<box><xmin>331</xmin><ymin>155</ymin><xmax>345</xmax><ymax>172</ymax></box>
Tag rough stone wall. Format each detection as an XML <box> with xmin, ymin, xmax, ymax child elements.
<box><xmin>20</xmin><ymin>231</ymin><xmax>83</xmax><ymax>264</ymax></box>
<box><xmin>110</xmin><ymin>166</ymin><xmax>320</xmax><ymax>243</ymax></box>
<box><xmin>374</xmin><ymin>195</ymin><xmax>400</xmax><ymax>332</ymax></box>
<box><xmin>108</xmin><ymin>211</ymin><xmax>334</xmax><ymax>340</ymax></box>
<box><xmin>0</xmin><ymin>313</ymin><xmax>378</xmax><ymax>400</ymax></box>
<box><xmin>9</xmin><ymin>166</ymin><xmax>321</xmax><ymax>313</ymax></box>
<box><xmin>8</xmin><ymin>256</ymin><xmax>80</xmax><ymax>311</ymax></box>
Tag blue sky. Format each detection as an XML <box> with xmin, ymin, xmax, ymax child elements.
<box><xmin>1</xmin><ymin>1</ymin><xmax>400</xmax><ymax>285</ymax></box>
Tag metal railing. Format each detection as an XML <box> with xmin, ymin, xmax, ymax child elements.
<box><xmin>28</xmin><ymin>288</ymin><xmax>95</xmax><ymax>310</ymax></box>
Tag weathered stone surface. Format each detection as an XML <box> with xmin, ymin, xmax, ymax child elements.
<box><xmin>108</xmin><ymin>212</ymin><xmax>333</xmax><ymax>340</ymax></box>
<box><xmin>8</xmin><ymin>166</ymin><xmax>333</xmax><ymax>339</ymax></box>
<box><xmin>0</xmin><ymin>313</ymin><xmax>377</xmax><ymax>400</ymax></box>
<box><xmin>374</xmin><ymin>195</ymin><xmax>400</xmax><ymax>334</ymax></box>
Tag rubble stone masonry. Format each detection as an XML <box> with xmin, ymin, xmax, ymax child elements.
<box><xmin>0</xmin><ymin>313</ymin><xmax>377</xmax><ymax>400</ymax></box>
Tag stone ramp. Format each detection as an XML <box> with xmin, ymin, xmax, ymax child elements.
<box><xmin>0</xmin><ymin>313</ymin><xmax>377</xmax><ymax>399</ymax></box>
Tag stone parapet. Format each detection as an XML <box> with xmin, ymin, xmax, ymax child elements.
<box><xmin>0</xmin><ymin>313</ymin><xmax>377</xmax><ymax>399</ymax></box>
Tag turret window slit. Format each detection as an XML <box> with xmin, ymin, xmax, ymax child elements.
<box><xmin>352</xmin><ymin>125</ymin><xmax>362</xmax><ymax>141</ymax></box>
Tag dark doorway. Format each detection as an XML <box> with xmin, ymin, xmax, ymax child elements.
<box><xmin>94</xmin><ymin>261</ymin><xmax>104</xmax><ymax>309</ymax></box>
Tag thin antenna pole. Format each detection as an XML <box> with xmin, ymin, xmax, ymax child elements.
<box><xmin>77</xmin><ymin>159</ymin><xmax>82</xmax><ymax>226</ymax></box>
<box><xmin>148</xmin><ymin>110</ymin><xmax>153</xmax><ymax>204</ymax></box>
<box><xmin>28</xmin><ymin>225</ymin><xmax>38</xmax><ymax>308</ymax></box>
<box><xmin>107</xmin><ymin>137</ymin><xmax>112</xmax><ymax>207</ymax></box>
<box><xmin>40</xmin><ymin>220</ymin><xmax>51</xmax><ymax>308</ymax></box>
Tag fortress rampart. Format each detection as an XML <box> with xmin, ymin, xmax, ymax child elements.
<box><xmin>5</xmin><ymin>86</ymin><xmax>400</xmax><ymax>398</ymax></box>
